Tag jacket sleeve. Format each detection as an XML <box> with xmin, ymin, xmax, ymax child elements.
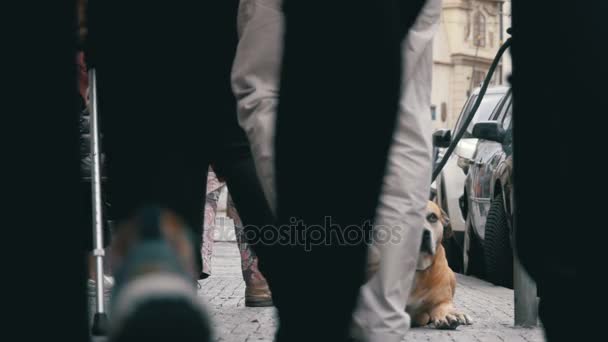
<box><xmin>231</xmin><ymin>0</ymin><xmax>284</xmax><ymax>215</ymax></box>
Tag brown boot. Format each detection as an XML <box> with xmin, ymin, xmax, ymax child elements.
<box><xmin>243</xmin><ymin>258</ymin><xmax>273</xmax><ymax>307</ymax></box>
<box><xmin>245</xmin><ymin>283</ymin><xmax>273</xmax><ymax>307</ymax></box>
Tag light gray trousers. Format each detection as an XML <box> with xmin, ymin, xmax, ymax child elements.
<box><xmin>231</xmin><ymin>1</ymin><xmax>441</xmax><ymax>341</ymax></box>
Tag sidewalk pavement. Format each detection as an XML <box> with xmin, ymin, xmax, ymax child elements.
<box><xmin>198</xmin><ymin>242</ymin><xmax>545</xmax><ymax>342</ymax></box>
<box><xmin>91</xmin><ymin>241</ymin><xmax>545</xmax><ymax>341</ymax></box>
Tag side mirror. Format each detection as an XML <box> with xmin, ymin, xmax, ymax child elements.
<box><xmin>472</xmin><ymin>121</ymin><xmax>505</xmax><ymax>143</ymax></box>
<box><xmin>432</xmin><ymin>129</ymin><xmax>452</xmax><ymax>148</ymax></box>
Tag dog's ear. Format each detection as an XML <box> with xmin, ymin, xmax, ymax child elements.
<box><xmin>439</xmin><ymin>208</ymin><xmax>453</xmax><ymax>238</ymax></box>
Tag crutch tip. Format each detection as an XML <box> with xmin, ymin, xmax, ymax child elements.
<box><xmin>91</xmin><ymin>312</ymin><xmax>109</xmax><ymax>336</ymax></box>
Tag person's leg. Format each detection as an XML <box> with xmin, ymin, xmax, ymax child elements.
<box><xmin>5</xmin><ymin>2</ymin><xmax>89</xmax><ymax>340</ymax></box>
<box><xmin>211</xmin><ymin>135</ymin><xmax>277</xmax><ymax>284</ymax></box>
<box><xmin>201</xmin><ymin>168</ymin><xmax>226</xmax><ymax>278</ymax></box>
<box><xmin>211</xmin><ymin>134</ymin><xmax>276</xmax><ymax>305</ymax></box>
<box><xmin>86</xmin><ymin>48</ymin><xmax>212</xmax><ymax>342</ymax></box>
<box><xmin>232</xmin><ymin>0</ymin><xmax>285</xmax><ymax>216</ymax></box>
<box><xmin>227</xmin><ymin>193</ymin><xmax>263</xmax><ymax>283</ymax></box>
<box><xmin>86</xmin><ymin>0</ymin><xmax>240</xmax><ymax>339</ymax></box>
<box><xmin>226</xmin><ymin>192</ymin><xmax>273</xmax><ymax>307</ymax></box>
<box><xmin>511</xmin><ymin>1</ymin><xmax>583</xmax><ymax>339</ymax></box>
<box><xmin>352</xmin><ymin>1</ymin><xmax>439</xmax><ymax>340</ymax></box>
<box><xmin>86</xmin><ymin>0</ymin><xmax>241</xmax><ymax>280</ymax></box>
<box><xmin>270</xmin><ymin>1</ymin><xmax>427</xmax><ymax>340</ymax></box>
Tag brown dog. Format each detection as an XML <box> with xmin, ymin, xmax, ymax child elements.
<box><xmin>405</xmin><ymin>201</ymin><xmax>472</xmax><ymax>329</ymax></box>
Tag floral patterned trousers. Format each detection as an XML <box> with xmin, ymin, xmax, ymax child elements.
<box><xmin>201</xmin><ymin>167</ymin><xmax>267</xmax><ymax>286</ymax></box>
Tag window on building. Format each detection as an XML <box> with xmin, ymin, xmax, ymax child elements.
<box><xmin>473</xmin><ymin>11</ymin><xmax>486</xmax><ymax>47</ymax></box>
<box><xmin>472</xmin><ymin>70</ymin><xmax>485</xmax><ymax>88</ymax></box>
<box><xmin>441</xmin><ymin>102</ymin><xmax>447</xmax><ymax>122</ymax></box>
<box><xmin>431</xmin><ymin>105</ymin><xmax>437</xmax><ymax>120</ymax></box>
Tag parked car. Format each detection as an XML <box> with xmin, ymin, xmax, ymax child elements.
<box><xmin>432</xmin><ymin>86</ymin><xmax>508</xmax><ymax>272</ymax></box>
<box><xmin>462</xmin><ymin>89</ymin><xmax>514</xmax><ymax>287</ymax></box>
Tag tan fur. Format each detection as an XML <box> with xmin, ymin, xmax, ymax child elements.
<box><xmin>406</xmin><ymin>201</ymin><xmax>472</xmax><ymax>329</ymax></box>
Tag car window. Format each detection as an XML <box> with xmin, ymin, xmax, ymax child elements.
<box><xmin>502</xmin><ymin>101</ymin><xmax>513</xmax><ymax>129</ymax></box>
<box><xmin>453</xmin><ymin>95</ymin><xmax>477</xmax><ymax>134</ymax></box>
<box><xmin>503</xmin><ymin>101</ymin><xmax>514</xmax><ymax>155</ymax></box>
<box><xmin>454</xmin><ymin>92</ymin><xmax>504</xmax><ymax>139</ymax></box>
<box><xmin>490</xmin><ymin>90</ymin><xmax>511</xmax><ymax>121</ymax></box>
<box><xmin>491</xmin><ymin>91</ymin><xmax>512</xmax><ymax>128</ymax></box>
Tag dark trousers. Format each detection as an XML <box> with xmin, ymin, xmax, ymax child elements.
<box><xmin>511</xmin><ymin>0</ymin><xmax>592</xmax><ymax>340</ymax></box>
<box><xmin>86</xmin><ymin>0</ymin><xmax>242</xmax><ymax>275</ymax></box>
<box><xmin>6</xmin><ymin>2</ymin><xmax>89</xmax><ymax>341</ymax></box>
<box><xmin>10</xmin><ymin>1</ymin><xmax>422</xmax><ymax>340</ymax></box>
<box><xmin>251</xmin><ymin>1</ymin><xmax>427</xmax><ymax>341</ymax></box>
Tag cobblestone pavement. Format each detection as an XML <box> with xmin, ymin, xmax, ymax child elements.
<box><xmin>198</xmin><ymin>242</ymin><xmax>546</xmax><ymax>342</ymax></box>
<box><xmin>90</xmin><ymin>241</ymin><xmax>545</xmax><ymax>341</ymax></box>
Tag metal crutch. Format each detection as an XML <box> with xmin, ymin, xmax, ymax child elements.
<box><xmin>88</xmin><ymin>68</ymin><xmax>109</xmax><ymax>336</ymax></box>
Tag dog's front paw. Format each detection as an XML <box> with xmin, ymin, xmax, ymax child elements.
<box><xmin>429</xmin><ymin>306</ymin><xmax>473</xmax><ymax>330</ymax></box>
<box><xmin>430</xmin><ymin>313</ymin><xmax>460</xmax><ymax>330</ymax></box>
<box><xmin>451</xmin><ymin>310</ymin><xmax>473</xmax><ymax>326</ymax></box>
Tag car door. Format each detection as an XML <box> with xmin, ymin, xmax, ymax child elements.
<box><xmin>468</xmin><ymin>92</ymin><xmax>512</xmax><ymax>240</ymax></box>
<box><xmin>493</xmin><ymin>98</ymin><xmax>514</xmax><ymax>228</ymax></box>
<box><xmin>500</xmin><ymin>99</ymin><xmax>513</xmax><ymax>158</ymax></box>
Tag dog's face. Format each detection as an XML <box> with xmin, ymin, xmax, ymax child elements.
<box><xmin>416</xmin><ymin>201</ymin><xmax>450</xmax><ymax>270</ymax></box>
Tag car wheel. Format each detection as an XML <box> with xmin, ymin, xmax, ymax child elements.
<box><xmin>464</xmin><ymin>217</ymin><xmax>485</xmax><ymax>278</ymax></box>
<box><xmin>484</xmin><ymin>193</ymin><xmax>513</xmax><ymax>288</ymax></box>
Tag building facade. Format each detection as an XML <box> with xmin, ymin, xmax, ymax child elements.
<box><xmin>431</xmin><ymin>0</ymin><xmax>511</xmax><ymax>130</ymax></box>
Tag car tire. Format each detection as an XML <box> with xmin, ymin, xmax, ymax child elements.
<box><xmin>484</xmin><ymin>193</ymin><xmax>513</xmax><ymax>288</ymax></box>
<box><xmin>464</xmin><ymin>218</ymin><xmax>485</xmax><ymax>278</ymax></box>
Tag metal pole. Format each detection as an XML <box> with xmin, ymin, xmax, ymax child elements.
<box><xmin>499</xmin><ymin>1</ymin><xmax>504</xmax><ymax>85</ymax></box>
<box><xmin>513</xmin><ymin>188</ymin><xmax>538</xmax><ymax>326</ymax></box>
<box><xmin>89</xmin><ymin>68</ymin><xmax>108</xmax><ymax>335</ymax></box>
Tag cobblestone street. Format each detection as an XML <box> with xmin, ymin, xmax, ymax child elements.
<box><xmin>198</xmin><ymin>242</ymin><xmax>545</xmax><ymax>342</ymax></box>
